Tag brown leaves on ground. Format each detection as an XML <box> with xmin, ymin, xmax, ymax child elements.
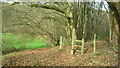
<box><xmin>2</xmin><ymin>40</ymin><xmax>118</xmax><ymax>66</ymax></box>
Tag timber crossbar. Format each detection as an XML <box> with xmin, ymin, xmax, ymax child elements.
<box><xmin>74</xmin><ymin>40</ymin><xmax>82</xmax><ymax>42</ymax></box>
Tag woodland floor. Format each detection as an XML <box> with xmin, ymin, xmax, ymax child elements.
<box><xmin>2</xmin><ymin>40</ymin><xmax>118</xmax><ymax>66</ymax></box>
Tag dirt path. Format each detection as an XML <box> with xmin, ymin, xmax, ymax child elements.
<box><xmin>2</xmin><ymin>41</ymin><xmax>118</xmax><ymax>66</ymax></box>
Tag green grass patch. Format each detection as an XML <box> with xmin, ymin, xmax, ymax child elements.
<box><xmin>25</xmin><ymin>38</ymin><xmax>47</xmax><ymax>49</ymax></box>
<box><xmin>2</xmin><ymin>53</ymin><xmax>19</xmax><ymax>58</ymax></box>
<box><xmin>2</xmin><ymin>33</ymin><xmax>50</xmax><ymax>53</ymax></box>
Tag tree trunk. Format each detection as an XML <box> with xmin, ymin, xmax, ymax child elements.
<box><xmin>107</xmin><ymin>3</ymin><xmax>120</xmax><ymax>57</ymax></box>
<box><xmin>108</xmin><ymin>2</ymin><xmax>120</xmax><ymax>44</ymax></box>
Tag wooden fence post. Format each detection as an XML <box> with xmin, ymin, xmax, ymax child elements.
<box><xmin>93</xmin><ymin>33</ymin><xmax>96</xmax><ymax>53</ymax></box>
<box><xmin>60</xmin><ymin>36</ymin><xmax>63</xmax><ymax>49</ymax></box>
<box><xmin>71</xmin><ymin>28</ymin><xmax>75</xmax><ymax>55</ymax></box>
<box><xmin>81</xmin><ymin>38</ymin><xmax>84</xmax><ymax>54</ymax></box>
<box><xmin>72</xmin><ymin>28</ymin><xmax>75</xmax><ymax>49</ymax></box>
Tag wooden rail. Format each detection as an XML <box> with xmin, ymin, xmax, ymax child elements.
<box><xmin>74</xmin><ymin>40</ymin><xmax>82</xmax><ymax>42</ymax></box>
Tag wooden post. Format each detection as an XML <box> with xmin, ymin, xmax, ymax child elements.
<box><xmin>60</xmin><ymin>36</ymin><xmax>63</xmax><ymax>49</ymax></box>
<box><xmin>93</xmin><ymin>33</ymin><xmax>96</xmax><ymax>53</ymax></box>
<box><xmin>62</xmin><ymin>37</ymin><xmax>65</xmax><ymax>47</ymax></box>
<box><xmin>81</xmin><ymin>38</ymin><xmax>84</xmax><ymax>54</ymax></box>
<box><xmin>72</xmin><ymin>28</ymin><xmax>75</xmax><ymax>49</ymax></box>
<box><xmin>71</xmin><ymin>28</ymin><xmax>75</xmax><ymax>55</ymax></box>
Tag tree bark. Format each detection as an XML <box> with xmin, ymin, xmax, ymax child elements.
<box><xmin>107</xmin><ymin>2</ymin><xmax>120</xmax><ymax>44</ymax></box>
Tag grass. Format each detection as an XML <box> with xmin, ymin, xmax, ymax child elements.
<box><xmin>25</xmin><ymin>38</ymin><xmax>47</xmax><ymax>49</ymax></box>
<box><xmin>2</xmin><ymin>53</ymin><xmax>19</xmax><ymax>58</ymax></box>
<box><xmin>71</xmin><ymin>58</ymin><xmax>82</xmax><ymax>65</ymax></box>
<box><xmin>2</xmin><ymin>33</ymin><xmax>50</xmax><ymax>53</ymax></box>
<box><xmin>92</xmin><ymin>59</ymin><xmax>101</xmax><ymax>64</ymax></box>
<box><xmin>74</xmin><ymin>58</ymin><xmax>81</xmax><ymax>63</ymax></box>
<box><xmin>86</xmin><ymin>53</ymin><xmax>101</xmax><ymax>58</ymax></box>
